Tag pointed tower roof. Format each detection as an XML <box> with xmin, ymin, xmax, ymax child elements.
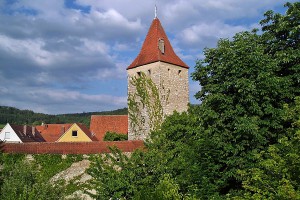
<box><xmin>127</xmin><ymin>18</ymin><xmax>189</xmax><ymax>70</ymax></box>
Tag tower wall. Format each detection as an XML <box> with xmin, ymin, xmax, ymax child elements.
<box><xmin>127</xmin><ymin>61</ymin><xmax>189</xmax><ymax>140</ymax></box>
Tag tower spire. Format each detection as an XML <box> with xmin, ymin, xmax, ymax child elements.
<box><xmin>127</xmin><ymin>16</ymin><xmax>189</xmax><ymax>70</ymax></box>
<box><xmin>155</xmin><ymin>4</ymin><xmax>157</xmax><ymax>19</ymax></box>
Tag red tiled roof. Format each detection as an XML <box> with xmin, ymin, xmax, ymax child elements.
<box><xmin>127</xmin><ymin>18</ymin><xmax>189</xmax><ymax>70</ymax></box>
<box><xmin>10</xmin><ymin>125</ymin><xmax>45</xmax><ymax>142</ymax></box>
<box><xmin>76</xmin><ymin>123</ymin><xmax>98</xmax><ymax>141</ymax></box>
<box><xmin>36</xmin><ymin>123</ymin><xmax>98</xmax><ymax>142</ymax></box>
<box><xmin>90</xmin><ymin>115</ymin><xmax>128</xmax><ymax>141</ymax></box>
<box><xmin>36</xmin><ymin>124</ymin><xmax>73</xmax><ymax>142</ymax></box>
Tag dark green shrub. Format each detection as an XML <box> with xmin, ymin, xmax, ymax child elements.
<box><xmin>103</xmin><ymin>131</ymin><xmax>128</xmax><ymax>141</ymax></box>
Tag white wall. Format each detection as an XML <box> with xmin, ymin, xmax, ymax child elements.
<box><xmin>0</xmin><ymin>123</ymin><xmax>22</xmax><ymax>143</ymax></box>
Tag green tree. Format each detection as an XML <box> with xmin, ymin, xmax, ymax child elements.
<box><xmin>87</xmin><ymin>111</ymin><xmax>198</xmax><ymax>199</ymax></box>
<box><xmin>261</xmin><ymin>2</ymin><xmax>300</xmax><ymax>100</ymax></box>
<box><xmin>103</xmin><ymin>131</ymin><xmax>128</xmax><ymax>141</ymax></box>
<box><xmin>0</xmin><ymin>154</ymin><xmax>65</xmax><ymax>200</ymax></box>
<box><xmin>191</xmin><ymin>2</ymin><xmax>300</xmax><ymax>197</ymax></box>
<box><xmin>232</xmin><ymin>97</ymin><xmax>300</xmax><ymax>199</ymax></box>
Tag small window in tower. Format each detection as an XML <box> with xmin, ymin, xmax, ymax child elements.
<box><xmin>178</xmin><ymin>70</ymin><xmax>182</xmax><ymax>76</ymax></box>
<box><xmin>158</xmin><ymin>39</ymin><xmax>165</xmax><ymax>54</ymax></box>
<box><xmin>148</xmin><ymin>69</ymin><xmax>151</xmax><ymax>75</ymax></box>
<box><xmin>137</xmin><ymin>72</ymin><xmax>141</xmax><ymax>77</ymax></box>
<box><xmin>72</xmin><ymin>130</ymin><xmax>78</xmax><ymax>137</ymax></box>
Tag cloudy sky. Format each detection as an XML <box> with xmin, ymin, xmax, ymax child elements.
<box><xmin>0</xmin><ymin>0</ymin><xmax>295</xmax><ymax>114</ymax></box>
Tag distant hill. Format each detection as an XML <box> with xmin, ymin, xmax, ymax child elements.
<box><xmin>0</xmin><ymin>106</ymin><xmax>128</xmax><ymax>127</ymax></box>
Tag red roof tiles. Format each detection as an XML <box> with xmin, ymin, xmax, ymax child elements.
<box><xmin>76</xmin><ymin>123</ymin><xmax>98</xmax><ymax>142</ymax></box>
<box><xmin>36</xmin><ymin>124</ymin><xmax>73</xmax><ymax>142</ymax></box>
<box><xmin>36</xmin><ymin>123</ymin><xmax>97</xmax><ymax>142</ymax></box>
<box><xmin>127</xmin><ymin>18</ymin><xmax>189</xmax><ymax>70</ymax></box>
<box><xmin>90</xmin><ymin>115</ymin><xmax>128</xmax><ymax>141</ymax></box>
<box><xmin>10</xmin><ymin>125</ymin><xmax>45</xmax><ymax>142</ymax></box>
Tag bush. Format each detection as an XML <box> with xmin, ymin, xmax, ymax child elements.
<box><xmin>0</xmin><ymin>155</ymin><xmax>65</xmax><ymax>200</ymax></box>
<box><xmin>103</xmin><ymin>131</ymin><xmax>128</xmax><ymax>141</ymax></box>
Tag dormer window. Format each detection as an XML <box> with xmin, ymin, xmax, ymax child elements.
<box><xmin>158</xmin><ymin>39</ymin><xmax>165</xmax><ymax>54</ymax></box>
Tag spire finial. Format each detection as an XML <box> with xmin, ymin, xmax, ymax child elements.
<box><xmin>155</xmin><ymin>4</ymin><xmax>157</xmax><ymax>19</ymax></box>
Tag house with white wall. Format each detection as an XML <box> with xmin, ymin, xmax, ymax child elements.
<box><xmin>0</xmin><ymin>123</ymin><xmax>44</xmax><ymax>143</ymax></box>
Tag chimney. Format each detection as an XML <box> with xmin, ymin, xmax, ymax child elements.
<box><xmin>32</xmin><ymin>126</ymin><xmax>35</xmax><ymax>137</ymax></box>
<box><xmin>43</xmin><ymin>123</ymin><xmax>47</xmax><ymax>130</ymax></box>
<box><xmin>61</xmin><ymin>126</ymin><xmax>65</xmax><ymax>134</ymax></box>
<box><xmin>23</xmin><ymin>125</ymin><xmax>27</xmax><ymax>136</ymax></box>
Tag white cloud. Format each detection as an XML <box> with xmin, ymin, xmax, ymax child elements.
<box><xmin>0</xmin><ymin>0</ymin><xmax>295</xmax><ymax>114</ymax></box>
<box><xmin>0</xmin><ymin>34</ymin><xmax>71</xmax><ymax>67</ymax></box>
<box><xmin>179</xmin><ymin>22</ymin><xmax>249</xmax><ymax>47</ymax></box>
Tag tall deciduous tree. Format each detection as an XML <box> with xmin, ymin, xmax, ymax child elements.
<box><xmin>231</xmin><ymin>97</ymin><xmax>300</xmax><ymax>199</ymax></box>
<box><xmin>87</xmin><ymin>111</ymin><xmax>198</xmax><ymax>199</ymax></box>
<box><xmin>191</xmin><ymin>2</ymin><xmax>300</xmax><ymax>197</ymax></box>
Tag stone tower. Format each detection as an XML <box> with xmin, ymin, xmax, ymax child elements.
<box><xmin>127</xmin><ymin>17</ymin><xmax>189</xmax><ymax>140</ymax></box>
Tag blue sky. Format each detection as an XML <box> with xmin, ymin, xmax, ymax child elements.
<box><xmin>0</xmin><ymin>0</ymin><xmax>295</xmax><ymax>114</ymax></box>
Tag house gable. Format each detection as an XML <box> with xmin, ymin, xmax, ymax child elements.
<box><xmin>0</xmin><ymin>123</ymin><xmax>22</xmax><ymax>143</ymax></box>
<box><xmin>57</xmin><ymin>123</ymin><xmax>93</xmax><ymax>142</ymax></box>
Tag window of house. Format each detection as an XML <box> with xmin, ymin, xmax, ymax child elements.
<box><xmin>148</xmin><ymin>69</ymin><xmax>151</xmax><ymax>75</ymax></box>
<box><xmin>72</xmin><ymin>130</ymin><xmax>78</xmax><ymax>137</ymax></box>
<box><xmin>137</xmin><ymin>72</ymin><xmax>141</xmax><ymax>77</ymax></box>
<box><xmin>4</xmin><ymin>132</ymin><xmax>10</xmax><ymax>139</ymax></box>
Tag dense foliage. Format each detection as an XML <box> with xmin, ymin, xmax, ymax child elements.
<box><xmin>87</xmin><ymin>2</ymin><xmax>300</xmax><ymax>199</ymax></box>
<box><xmin>0</xmin><ymin>154</ymin><xmax>83</xmax><ymax>200</ymax></box>
<box><xmin>103</xmin><ymin>131</ymin><xmax>128</xmax><ymax>141</ymax></box>
<box><xmin>88</xmin><ymin>112</ymin><xmax>198</xmax><ymax>199</ymax></box>
<box><xmin>0</xmin><ymin>106</ymin><xmax>128</xmax><ymax>127</ymax></box>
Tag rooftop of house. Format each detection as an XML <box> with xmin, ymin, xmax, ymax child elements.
<box><xmin>36</xmin><ymin>123</ymin><xmax>73</xmax><ymax>142</ymax></box>
<box><xmin>10</xmin><ymin>124</ymin><xmax>45</xmax><ymax>142</ymax></box>
<box><xmin>127</xmin><ymin>17</ymin><xmax>189</xmax><ymax>70</ymax></box>
<box><xmin>76</xmin><ymin>123</ymin><xmax>98</xmax><ymax>142</ymax></box>
<box><xmin>90</xmin><ymin>115</ymin><xmax>128</xmax><ymax>141</ymax></box>
<box><xmin>36</xmin><ymin>123</ymin><xmax>97</xmax><ymax>142</ymax></box>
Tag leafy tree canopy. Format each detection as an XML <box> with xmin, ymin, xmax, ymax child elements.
<box><xmin>190</xmin><ymin>1</ymin><xmax>300</xmax><ymax>197</ymax></box>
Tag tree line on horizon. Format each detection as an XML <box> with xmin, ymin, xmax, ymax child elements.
<box><xmin>0</xmin><ymin>106</ymin><xmax>128</xmax><ymax>127</ymax></box>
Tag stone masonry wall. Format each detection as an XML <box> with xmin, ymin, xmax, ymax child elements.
<box><xmin>127</xmin><ymin>61</ymin><xmax>189</xmax><ymax>140</ymax></box>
